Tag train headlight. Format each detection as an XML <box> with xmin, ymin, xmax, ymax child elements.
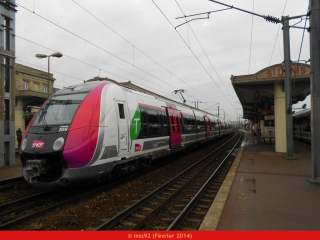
<box><xmin>21</xmin><ymin>138</ymin><xmax>27</xmax><ymax>151</ymax></box>
<box><xmin>53</xmin><ymin>137</ymin><xmax>65</xmax><ymax>151</ymax></box>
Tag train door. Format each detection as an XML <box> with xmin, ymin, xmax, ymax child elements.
<box><xmin>167</xmin><ymin>108</ymin><xmax>181</xmax><ymax>147</ymax></box>
<box><xmin>205</xmin><ymin>117</ymin><xmax>210</xmax><ymax>138</ymax></box>
<box><xmin>115</xmin><ymin>100</ymin><xmax>129</xmax><ymax>156</ymax></box>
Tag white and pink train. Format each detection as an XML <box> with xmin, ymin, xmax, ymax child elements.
<box><xmin>20</xmin><ymin>80</ymin><xmax>232</xmax><ymax>189</ymax></box>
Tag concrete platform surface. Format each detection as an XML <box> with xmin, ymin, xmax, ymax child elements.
<box><xmin>0</xmin><ymin>156</ymin><xmax>22</xmax><ymax>181</ymax></box>
<box><xmin>203</xmin><ymin>130</ymin><xmax>320</xmax><ymax>230</ymax></box>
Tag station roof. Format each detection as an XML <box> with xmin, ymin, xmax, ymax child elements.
<box><xmin>231</xmin><ymin>63</ymin><xmax>310</xmax><ymax>120</ymax></box>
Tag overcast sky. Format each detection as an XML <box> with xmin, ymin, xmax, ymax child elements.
<box><xmin>15</xmin><ymin>0</ymin><xmax>310</xmax><ymax>121</ymax></box>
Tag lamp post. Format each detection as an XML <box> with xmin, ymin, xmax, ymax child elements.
<box><xmin>35</xmin><ymin>52</ymin><xmax>63</xmax><ymax>97</ymax></box>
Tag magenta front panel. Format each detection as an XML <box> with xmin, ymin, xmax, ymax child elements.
<box><xmin>63</xmin><ymin>82</ymin><xmax>108</xmax><ymax>168</ymax></box>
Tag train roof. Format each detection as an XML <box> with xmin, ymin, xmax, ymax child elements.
<box><xmin>85</xmin><ymin>77</ymin><xmax>229</xmax><ymax>123</ymax></box>
<box><xmin>292</xmin><ymin>109</ymin><xmax>310</xmax><ymax>118</ymax></box>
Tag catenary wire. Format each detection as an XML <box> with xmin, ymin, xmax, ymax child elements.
<box><xmin>152</xmin><ymin>0</ymin><xmax>236</xmax><ymax>110</ymax></box>
<box><xmin>16</xmin><ymin>3</ymin><xmax>189</xmax><ymax>95</ymax></box>
<box><xmin>16</xmin><ymin>58</ymin><xmax>188</xmax><ymax>103</ymax></box>
<box><xmin>15</xmin><ymin>36</ymin><xmax>205</xmax><ymax>104</ymax></box>
<box><xmin>174</xmin><ymin>0</ymin><xmax>237</xmax><ymax>104</ymax></box>
<box><xmin>17</xmin><ymin>2</ymin><xmax>214</xmax><ymax>109</ymax></box>
<box><xmin>248</xmin><ymin>0</ymin><xmax>254</xmax><ymax>74</ymax></box>
<box><xmin>71</xmin><ymin>0</ymin><xmax>214</xmax><ymax>107</ymax></box>
<box><xmin>268</xmin><ymin>0</ymin><xmax>288</xmax><ymax>66</ymax></box>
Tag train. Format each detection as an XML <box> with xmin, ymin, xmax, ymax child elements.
<box><xmin>293</xmin><ymin>109</ymin><xmax>311</xmax><ymax>143</ymax></box>
<box><xmin>19</xmin><ymin>80</ymin><xmax>232</xmax><ymax>189</ymax></box>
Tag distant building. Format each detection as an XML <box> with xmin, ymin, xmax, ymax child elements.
<box><xmin>15</xmin><ymin>63</ymin><xmax>56</xmax><ymax>148</ymax></box>
<box><xmin>0</xmin><ymin>0</ymin><xmax>17</xmax><ymax>167</ymax></box>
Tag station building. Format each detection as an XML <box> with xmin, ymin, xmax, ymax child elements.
<box><xmin>232</xmin><ymin>63</ymin><xmax>310</xmax><ymax>153</ymax></box>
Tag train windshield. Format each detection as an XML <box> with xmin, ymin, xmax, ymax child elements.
<box><xmin>31</xmin><ymin>93</ymin><xmax>87</xmax><ymax>126</ymax></box>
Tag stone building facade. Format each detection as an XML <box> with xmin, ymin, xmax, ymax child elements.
<box><xmin>14</xmin><ymin>63</ymin><xmax>55</xmax><ymax>148</ymax></box>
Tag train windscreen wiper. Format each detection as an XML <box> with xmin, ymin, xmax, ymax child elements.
<box><xmin>38</xmin><ymin>100</ymin><xmax>52</xmax><ymax>131</ymax></box>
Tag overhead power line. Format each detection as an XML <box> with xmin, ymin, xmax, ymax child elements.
<box><xmin>17</xmin><ymin>2</ymin><xmax>218</xmax><ymax>109</ymax></box>
<box><xmin>16</xmin><ymin>3</ymin><xmax>184</xmax><ymax>93</ymax></box>
<box><xmin>71</xmin><ymin>0</ymin><xmax>218</xmax><ymax>107</ymax></box>
<box><xmin>152</xmin><ymin>0</ymin><xmax>236</xmax><ymax>110</ymax></box>
<box><xmin>209</xmin><ymin>0</ymin><xmax>281</xmax><ymax>24</ymax></box>
<box><xmin>248</xmin><ymin>0</ymin><xmax>254</xmax><ymax>74</ymax></box>
<box><xmin>16</xmin><ymin>35</ymin><xmax>207</xmax><ymax>105</ymax></box>
<box><xmin>174</xmin><ymin>0</ymin><xmax>237</xmax><ymax>104</ymax></box>
<box><xmin>16</xmin><ymin>58</ymin><xmax>188</xmax><ymax>103</ymax></box>
<box><xmin>269</xmin><ymin>0</ymin><xmax>288</xmax><ymax>65</ymax></box>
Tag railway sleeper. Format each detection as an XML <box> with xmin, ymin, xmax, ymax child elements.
<box><xmin>131</xmin><ymin>214</ymin><xmax>145</xmax><ymax>219</ymax></box>
<box><xmin>181</xmin><ymin>227</ymin><xmax>197</xmax><ymax>231</ymax></box>
<box><xmin>192</xmin><ymin>211</ymin><xmax>207</xmax><ymax>216</ymax></box>
<box><xmin>203</xmin><ymin>194</ymin><xmax>215</xmax><ymax>198</ymax></box>
<box><xmin>152</xmin><ymin>226</ymin><xmax>167</xmax><ymax>230</ymax></box>
<box><xmin>186</xmin><ymin>218</ymin><xmax>203</xmax><ymax>223</ymax></box>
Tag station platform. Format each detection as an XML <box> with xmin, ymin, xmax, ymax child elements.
<box><xmin>0</xmin><ymin>155</ymin><xmax>22</xmax><ymax>181</ymax></box>
<box><xmin>200</xmin><ymin>130</ymin><xmax>320</xmax><ymax>230</ymax></box>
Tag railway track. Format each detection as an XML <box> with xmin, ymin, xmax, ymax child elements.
<box><xmin>0</xmin><ymin>177</ymin><xmax>24</xmax><ymax>192</ymax></box>
<box><xmin>0</xmin><ymin>133</ymin><xmax>235</xmax><ymax>230</ymax></box>
<box><xmin>93</xmin><ymin>132</ymin><xmax>241</xmax><ymax>231</ymax></box>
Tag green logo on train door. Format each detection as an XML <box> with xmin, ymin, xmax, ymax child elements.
<box><xmin>130</xmin><ymin>105</ymin><xmax>141</xmax><ymax>149</ymax></box>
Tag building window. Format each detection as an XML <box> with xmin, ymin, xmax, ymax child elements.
<box><xmin>3</xmin><ymin>17</ymin><xmax>10</xmax><ymax>51</ymax></box>
<box><xmin>3</xmin><ymin>57</ymin><xmax>10</xmax><ymax>93</ymax></box>
<box><xmin>24</xmin><ymin>81</ymin><xmax>29</xmax><ymax>90</ymax></box>
<box><xmin>43</xmin><ymin>85</ymin><xmax>48</xmax><ymax>93</ymax></box>
<box><xmin>4</xmin><ymin>99</ymin><xmax>10</xmax><ymax>135</ymax></box>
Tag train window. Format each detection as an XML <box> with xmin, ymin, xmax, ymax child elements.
<box><xmin>170</xmin><ymin>113</ymin><xmax>175</xmax><ymax>133</ymax></box>
<box><xmin>162</xmin><ymin>111</ymin><xmax>169</xmax><ymax>136</ymax></box>
<box><xmin>201</xmin><ymin>118</ymin><xmax>206</xmax><ymax>132</ymax></box>
<box><xmin>192</xmin><ymin>117</ymin><xmax>196</xmax><ymax>133</ymax></box>
<box><xmin>302</xmin><ymin>119</ymin><xmax>309</xmax><ymax>131</ymax></box>
<box><xmin>147</xmin><ymin>108</ymin><xmax>160</xmax><ymax>137</ymax></box>
<box><xmin>186</xmin><ymin>116</ymin><xmax>193</xmax><ymax>133</ymax></box>
<box><xmin>31</xmin><ymin>93</ymin><xmax>87</xmax><ymax>126</ymax></box>
<box><xmin>211</xmin><ymin>121</ymin><xmax>215</xmax><ymax>131</ymax></box>
<box><xmin>137</xmin><ymin>106</ymin><xmax>148</xmax><ymax>139</ymax></box>
<box><xmin>118</xmin><ymin>104</ymin><xmax>125</xmax><ymax>119</ymax></box>
<box><xmin>180</xmin><ymin>114</ymin><xmax>185</xmax><ymax>134</ymax></box>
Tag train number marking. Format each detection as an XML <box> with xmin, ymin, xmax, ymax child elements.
<box><xmin>59</xmin><ymin>126</ymin><xmax>68</xmax><ymax>132</ymax></box>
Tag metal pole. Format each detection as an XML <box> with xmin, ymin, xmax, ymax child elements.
<box><xmin>310</xmin><ymin>0</ymin><xmax>320</xmax><ymax>183</ymax></box>
<box><xmin>283</xmin><ymin>16</ymin><xmax>294</xmax><ymax>159</ymax></box>
<box><xmin>218</xmin><ymin>106</ymin><xmax>219</xmax><ymax>118</ymax></box>
<box><xmin>47</xmin><ymin>56</ymin><xmax>50</xmax><ymax>98</ymax></box>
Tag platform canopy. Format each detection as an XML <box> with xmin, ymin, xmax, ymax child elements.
<box><xmin>231</xmin><ymin>63</ymin><xmax>310</xmax><ymax>120</ymax></box>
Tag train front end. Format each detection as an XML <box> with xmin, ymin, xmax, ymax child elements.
<box><xmin>20</xmin><ymin>81</ymin><xmax>107</xmax><ymax>189</ymax></box>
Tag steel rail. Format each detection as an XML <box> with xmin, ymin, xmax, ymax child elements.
<box><xmin>166</xmin><ymin>134</ymin><xmax>242</xmax><ymax>230</ymax></box>
<box><xmin>0</xmin><ymin>139</ymin><xmax>218</xmax><ymax>230</ymax></box>
<box><xmin>95</xmin><ymin>133</ymin><xmax>237</xmax><ymax>230</ymax></box>
<box><xmin>0</xmin><ymin>177</ymin><xmax>24</xmax><ymax>192</ymax></box>
<box><xmin>0</xmin><ymin>190</ymin><xmax>53</xmax><ymax>212</ymax></box>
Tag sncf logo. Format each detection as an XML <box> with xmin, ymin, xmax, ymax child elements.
<box><xmin>135</xmin><ymin>144</ymin><xmax>141</xmax><ymax>152</ymax></box>
<box><xmin>32</xmin><ymin>140</ymin><xmax>45</xmax><ymax>148</ymax></box>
